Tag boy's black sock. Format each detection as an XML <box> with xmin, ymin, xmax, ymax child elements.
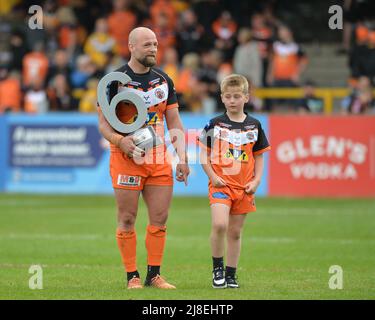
<box><xmin>225</xmin><ymin>266</ymin><xmax>236</xmax><ymax>278</ymax></box>
<box><xmin>212</xmin><ymin>256</ymin><xmax>224</xmax><ymax>270</ymax></box>
<box><xmin>127</xmin><ymin>270</ymin><xmax>140</xmax><ymax>281</ymax></box>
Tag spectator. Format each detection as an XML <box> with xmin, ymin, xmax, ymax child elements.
<box><xmin>193</xmin><ymin>0</ymin><xmax>223</xmax><ymax>33</ymax></box>
<box><xmin>368</xmin><ymin>30</ymin><xmax>375</xmax><ymax>83</ymax></box>
<box><xmin>0</xmin><ymin>65</ymin><xmax>21</xmax><ymax>113</ymax></box>
<box><xmin>297</xmin><ymin>80</ymin><xmax>324</xmax><ymax>114</ymax></box>
<box><xmin>47</xmin><ymin>49</ymin><xmax>72</xmax><ymax>86</ymax></box>
<box><xmin>161</xmin><ymin>47</ymin><xmax>179</xmax><ymax>85</ymax></box>
<box><xmin>57</xmin><ymin>5</ymin><xmax>86</xmax><ymax>53</ymax></box>
<box><xmin>250</xmin><ymin>13</ymin><xmax>273</xmax><ymax>86</ymax></box>
<box><xmin>233</xmin><ymin>28</ymin><xmax>262</xmax><ymax>87</ymax></box>
<box><xmin>24</xmin><ymin>79</ymin><xmax>49</xmax><ymax>114</ymax></box>
<box><xmin>105</xmin><ymin>53</ymin><xmax>127</xmax><ymax>74</ymax></box>
<box><xmin>153</xmin><ymin>12</ymin><xmax>176</xmax><ymax>65</ymax></box>
<box><xmin>48</xmin><ymin>73</ymin><xmax>78</xmax><ymax>112</ymax></box>
<box><xmin>193</xmin><ymin>79</ymin><xmax>217</xmax><ymax>114</ymax></box>
<box><xmin>341</xmin><ymin>76</ymin><xmax>374</xmax><ymax>114</ymax></box>
<box><xmin>64</xmin><ymin>27</ymin><xmax>84</xmax><ymax>68</ymax></box>
<box><xmin>107</xmin><ymin>0</ymin><xmax>137</xmax><ymax>59</ymax></box>
<box><xmin>70</xmin><ymin>54</ymin><xmax>96</xmax><ymax>89</ymax></box>
<box><xmin>22</xmin><ymin>42</ymin><xmax>49</xmax><ymax>88</ymax></box>
<box><xmin>84</xmin><ymin>18</ymin><xmax>118</xmax><ymax>70</ymax></box>
<box><xmin>79</xmin><ymin>78</ymin><xmax>99</xmax><ymax>113</ymax></box>
<box><xmin>247</xmin><ymin>79</ymin><xmax>263</xmax><ymax>112</ymax></box>
<box><xmin>267</xmin><ymin>25</ymin><xmax>307</xmax><ymax>87</ymax></box>
<box><xmin>176</xmin><ymin>9</ymin><xmax>204</xmax><ymax>58</ymax></box>
<box><xmin>42</xmin><ymin>0</ymin><xmax>60</xmax><ymax>34</ymax></box>
<box><xmin>150</xmin><ymin>0</ymin><xmax>177</xmax><ymax>30</ymax></box>
<box><xmin>175</xmin><ymin>52</ymin><xmax>200</xmax><ymax>110</ymax></box>
<box><xmin>211</xmin><ymin>11</ymin><xmax>237</xmax><ymax>61</ymax></box>
<box><xmin>196</xmin><ymin>49</ymin><xmax>225</xmax><ymax>111</ymax></box>
<box><xmin>9</xmin><ymin>30</ymin><xmax>29</xmax><ymax>72</ymax></box>
<box><xmin>349</xmin><ymin>23</ymin><xmax>371</xmax><ymax>80</ymax></box>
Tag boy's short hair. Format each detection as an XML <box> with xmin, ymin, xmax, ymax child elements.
<box><xmin>220</xmin><ymin>74</ymin><xmax>249</xmax><ymax>95</ymax></box>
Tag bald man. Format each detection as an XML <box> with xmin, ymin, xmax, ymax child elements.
<box><xmin>98</xmin><ymin>27</ymin><xmax>189</xmax><ymax>289</ymax></box>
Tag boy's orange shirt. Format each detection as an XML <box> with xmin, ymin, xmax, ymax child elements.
<box><xmin>199</xmin><ymin>113</ymin><xmax>270</xmax><ymax>189</ymax></box>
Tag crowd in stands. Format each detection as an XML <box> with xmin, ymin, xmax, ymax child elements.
<box><xmin>340</xmin><ymin>0</ymin><xmax>375</xmax><ymax>114</ymax></box>
<box><xmin>0</xmin><ymin>0</ymin><xmax>374</xmax><ymax>115</ymax></box>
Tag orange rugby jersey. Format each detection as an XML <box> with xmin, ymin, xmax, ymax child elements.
<box><xmin>106</xmin><ymin>64</ymin><xmax>178</xmax><ymax>154</ymax></box>
<box><xmin>272</xmin><ymin>41</ymin><xmax>306</xmax><ymax>80</ymax></box>
<box><xmin>199</xmin><ymin>113</ymin><xmax>270</xmax><ymax>189</ymax></box>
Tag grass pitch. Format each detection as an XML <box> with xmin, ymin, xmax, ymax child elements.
<box><xmin>0</xmin><ymin>194</ymin><xmax>374</xmax><ymax>300</ymax></box>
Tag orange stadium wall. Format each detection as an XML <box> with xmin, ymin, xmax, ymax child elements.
<box><xmin>268</xmin><ymin>115</ymin><xmax>375</xmax><ymax>197</ymax></box>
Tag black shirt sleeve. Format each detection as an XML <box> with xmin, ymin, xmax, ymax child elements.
<box><xmin>166</xmin><ymin>74</ymin><xmax>178</xmax><ymax>107</ymax></box>
<box><xmin>253</xmin><ymin>122</ymin><xmax>270</xmax><ymax>154</ymax></box>
<box><xmin>198</xmin><ymin>120</ymin><xmax>214</xmax><ymax>149</ymax></box>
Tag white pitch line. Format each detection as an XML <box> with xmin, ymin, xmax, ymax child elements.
<box><xmin>1</xmin><ymin>234</ymin><xmax>374</xmax><ymax>245</ymax></box>
<box><xmin>0</xmin><ymin>233</ymin><xmax>108</xmax><ymax>240</ymax></box>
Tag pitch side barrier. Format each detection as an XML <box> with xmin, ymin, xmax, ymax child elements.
<box><xmin>254</xmin><ymin>87</ymin><xmax>375</xmax><ymax>114</ymax></box>
<box><xmin>0</xmin><ymin>113</ymin><xmax>374</xmax><ymax>197</ymax></box>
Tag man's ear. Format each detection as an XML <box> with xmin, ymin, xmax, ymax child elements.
<box><xmin>245</xmin><ymin>94</ymin><xmax>250</xmax><ymax>102</ymax></box>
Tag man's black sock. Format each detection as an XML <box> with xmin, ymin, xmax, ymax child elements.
<box><xmin>146</xmin><ymin>265</ymin><xmax>160</xmax><ymax>279</ymax></box>
<box><xmin>127</xmin><ymin>270</ymin><xmax>140</xmax><ymax>281</ymax></box>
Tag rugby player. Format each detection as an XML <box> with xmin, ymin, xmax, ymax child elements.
<box><xmin>98</xmin><ymin>27</ymin><xmax>189</xmax><ymax>289</ymax></box>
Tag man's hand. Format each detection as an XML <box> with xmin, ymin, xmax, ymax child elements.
<box><xmin>211</xmin><ymin>174</ymin><xmax>227</xmax><ymax>188</ymax></box>
<box><xmin>118</xmin><ymin>135</ymin><xmax>145</xmax><ymax>158</ymax></box>
<box><xmin>176</xmin><ymin>162</ymin><xmax>190</xmax><ymax>186</ymax></box>
<box><xmin>245</xmin><ymin>179</ymin><xmax>260</xmax><ymax>194</ymax></box>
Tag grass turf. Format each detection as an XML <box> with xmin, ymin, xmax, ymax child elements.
<box><xmin>0</xmin><ymin>194</ymin><xmax>374</xmax><ymax>300</ymax></box>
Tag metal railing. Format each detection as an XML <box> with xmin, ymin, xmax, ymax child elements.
<box><xmin>253</xmin><ymin>88</ymin><xmax>375</xmax><ymax>114</ymax></box>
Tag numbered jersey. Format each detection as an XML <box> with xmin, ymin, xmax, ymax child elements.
<box><xmin>107</xmin><ymin>64</ymin><xmax>178</xmax><ymax>153</ymax></box>
<box><xmin>198</xmin><ymin>113</ymin><xmax>271</xmax><ymax>189</ymax></box>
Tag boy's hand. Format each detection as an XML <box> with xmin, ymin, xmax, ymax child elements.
<box><xmin>245</xmin><ymin>179</ymin><xmax>260</xmax><ymax>194</ymax></box>
<box><xmin>211</xmin><ymin>175</ymin><xmax>227</xmax><ymax>188</ymax></box>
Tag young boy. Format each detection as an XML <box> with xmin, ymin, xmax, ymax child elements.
<box><xmin>198</xmin><ymin>74</ymin><xmax>270</xmax><ymax>288</ymax></box>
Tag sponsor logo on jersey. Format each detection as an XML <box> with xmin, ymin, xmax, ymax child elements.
<box><xmin>117</xmin><ymin>175</ymin><xmax>141</xmax><ymax>187</ymax></box>
<box><xmin>246</xmin><ymin>131</ymin><xmax>255</xmax><ymax>140</ymax></box>
<box><xmin>143</xmin><ymin>95</ymin><xmax>151</xmax><ymax>105</ymax></box>
<box><xmin>155</xmin><ymin>88</ymin><xmax>165</xmax><ymax>100</ymax></box>
<box><xmin>214</xmin><ymin>126</ymin><xmax>258</xmax><ymax>146</ymax></box>
<box><xmin>146</xmin><ymin>112</ymin><xmax>160</xmax><ymax>125</ymax></box>
<box><xmin>224</xmin><ymin>149</ymin><xmax>249</xmax><ymax>162</ymax></box>
<box><xmin>118</xmin><ymin>83</ymin><xmax>168</xmax><ymax>108</ymax></box>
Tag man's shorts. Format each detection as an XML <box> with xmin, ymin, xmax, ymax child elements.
<box><xmin>208</xmin><ymin>185</ymin><xmax>256</xmax><ymax>215</ymax></box>
<box><xmin>110</xmin><ymin>150</ymin><xmax>173</xmax><ymax>190</ymax></box>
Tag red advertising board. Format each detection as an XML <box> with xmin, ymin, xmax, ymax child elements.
<box><xmin>269</xmin><ymin>116</ymin><xmax>375</xmax><ymax>197</ymax></box>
